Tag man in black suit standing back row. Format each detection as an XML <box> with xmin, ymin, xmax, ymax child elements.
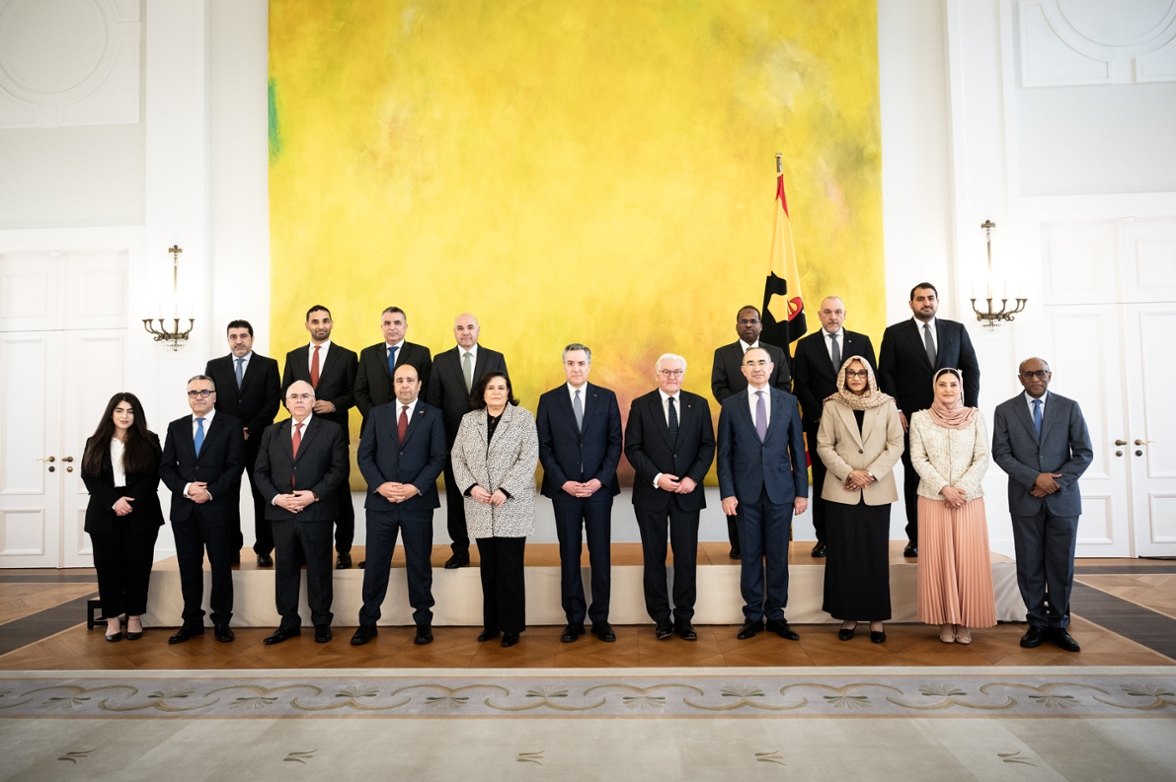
<box><xmin>355</xmin><ymin>307</ymin><xmax>433</xmax><ymax>428</ymax></box>
<box><xmin>878</xmin><ymin>282</ymin><xmax>980</xmax><ymax>557</ymax></box>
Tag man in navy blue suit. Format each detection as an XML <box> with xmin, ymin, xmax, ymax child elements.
<box><xmin>352</xmin><ymin>364</ymin><xmax>447</xmax><ymax>647</ymax></box>
<box><xmin>717</xmin><ymin>346</ymin><xmax>809</xmax><ymax>641</ymax></box>
<box><xmin>537</xmin><ymin>343</ymin><xmax>623</xmax><ymax>644</ymax></box>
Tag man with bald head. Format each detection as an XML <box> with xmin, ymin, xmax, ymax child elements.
<box><xmin>254</xmin><ymin>380</ymin><xmax>349</xmax><ymax>645</ymax></box>
<box><xmin>792</xmin><ymin>296</ymin><xmax>876</xmax><ymax>557</ymax></box>
<box><xmin>992</xmin><ymin>358</ymin><xmax>1092</xmax><ymax>652</ymax></box>
<box><xmin>426</xmin><ymin>313</ymin><xmax>509</xmax><ymax>568</ymax></box>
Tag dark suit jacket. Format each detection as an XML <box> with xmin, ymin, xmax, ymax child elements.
<box><xmin>717</xmin><ymin>387</ymin><xmax>808</xmax><ymax>506</ymax></box>
<box><xmin>992</xmin><ymin>391</ymin><xmax>1093</xmax><ymax>517</ymax></box>
<box><xmin>354</xmin><ymin>341</ymin><xmax>433</xmax><ymax>421</ymax></box>
<box><xmin>426</xmin><ymin>344</ymin><xmax>509</xmax><ymax>444</ymax></box>
<box><xmin>159</xmin><ymin>413</ymin><xmax>246</xmax><ymax>522</ymax></box>
<box><xmin>536</xmin><ymin>382</ymin><xmax>623</xmax><ymax>499</ymax></box>
<box><xmin>281</xmin><ymin>342</ymin><xmax>359</xmax><ymax>442</ymax></box>
<box><xmin>254</xmin><ymin>416</ymin><xmax>349</xmax><ymax>522</ymax></box>
<box><xmin>711</xmin><ymin>340</ymin><xmax>792</xmax><ymax>404</ymax></box>
<box><xmin>878</xmin><ymin>318</ymin><xmax>980</xmax><ymax>413</ymax></box>
<box><xmin>624</xmin><ymin>390</ymin><xmax>715</xmax><ymax>513</ymax></box>
<box><xmin>356</xmin><ymin>400</ymin><xmax>447</xmax><ymax>512</ymax></box>
<box><xmin>82</xmin><ymin>433</ymin><xmax>165</xmax><ymax>534</ymax></box>
<box><xmin>792</xmin><ymin>329</ymin><xmax>877</xmax><ymax>426</ymax></box>
<box><xmin>204</xmin><ymin>353</ymin><xmax>281</xmax><ymax>442</ymax></box>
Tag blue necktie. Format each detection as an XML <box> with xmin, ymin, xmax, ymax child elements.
<box><xmin>387</xmin><ymin>345</ymin><xmax>399</xmax><ymax>377</ymax></box>
<box><xmin>755</xmin><ymin>390</ymin><xmax>767</xmax><ymax>442</ymax></box>
<box><xmin>235</xmin><ymin>358</ymin><xmax>244</xmax><ymax>389</ymax></box>
<box><xmin>1032</xmin><ymin>399</ymin><xmax>1042</xmax><ymax>438</ymax></box>
<box><xmin>194</xmin><ymin>417</ymin><xmax>205</xmax><ymax>457</ymax></box>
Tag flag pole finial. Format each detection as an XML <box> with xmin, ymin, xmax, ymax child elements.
<box><xmin>775</xmin><ymin>153</ymin><xmax>782</xmax><ymax>174</ymax></box>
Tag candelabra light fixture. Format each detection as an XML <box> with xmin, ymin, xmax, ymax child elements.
<box><xmin>970</xmin><ymin>220</ymin><xmax>1027</xmax><ymax>329</ymax></box>
<box><xmin>143</xmin><ymin>245</ymin><xmax>195</xmax><ymax>350</ymax></box>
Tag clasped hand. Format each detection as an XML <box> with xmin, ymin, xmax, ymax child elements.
<box><xmin>377</xmin><ymin>482</ymin><xmax>420</xmax><ymax>503</ymax></box>
<box><xmin>562</xmin><ymin>479</ymin><xmax>603</xmax><ymax>499</ymax></box>
<box><xmin>1030</xmin><ymin>472</ymin><xmax>1063</xmax><ymax>498</ymax></box>
<box><xmin>112</xmin><ymin>496</ymin><xmax>135</xmax><ymax>516</ymax></box>
<box><xmin>941</xmin><ymin>485</ymin><xmax>968</xmax><ymax>510</ymax></box>
<box><xmin>470</xmin><ymin>486</ymin><xmax>507</xmax><ymax>507</ymax></box>
<box><xmin>843</xmin><ymin>470</ymin><xmax>875</xmax><ymax>492</ymax></box>
<box><xmin>656</xmin><ymin>474</ymin><xmax>697</xmax><ymax>494</ymax></box>
<box><xmin>274</xmin><ymin>490</ymin><xmax>316</xmax><ymax>512</ymax></box>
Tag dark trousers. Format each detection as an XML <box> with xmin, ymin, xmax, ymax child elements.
<box><xmin>239</xmin><ymin>439</ymin><xmax>271</xmax><ymax>557</ymax></box>
<box><xmin>442</xmin><ymin>458</ymin><xmax>470</xmax><ymax>555</ymax></box>
<box><xmin>332</xmin><ymin>463</ymin><xmax>356</xmax><ymax>554</ymax></box>
<box><xmin>172</xmin><ymin>507</ymin><xmax>234</xmax><ymax>626</ymax></box>
<box><xmin>476</xmin><ymin>536</ymin><xmax>526</xmax><ymax>634</ymax></box>
<box><xmin>272</xmin><ymin>519</ymin><xmax>334</xmax><ymax>628</ymax></box>
<box><xmin>90</xmin><ymin>522</ymin><xmax>158</xmax><ymax>618</ymax></box>
<box><xmin>635</xmin><ymin>506</ymin><xmax>699</xmax><ymax>625</ymax></box>
<box><xmin>899</xmin><ymin>429</ymin><xmax>919</xmax><ymax>542</ymax></box>
<box><xmin>725</xmin><ymin>513</ymin><xmax>742</xmax><ymax>551</ymax></box>
<box><xmin>358</xmin><ymin>507</ymin><xmax>435</xmax><ymax>626</ymax></box>
<box><xmin>1011</xmin><ymin>509</ymin><xmax>1080</xmax><ymax>630</ymax></box>
<box><xmin>806</xmin><ymin>423</ymin><xmax>829</xmax><ymax>542</ymax></box>
<box><xmin>552</xmin><ymin>494</ymin><xmax>612</xmax><ymax>625</ymax></box>
<box><xmin>736</xmin><ymin>491</ymin><xmax>793</xmax><ymax>623</ymax></box>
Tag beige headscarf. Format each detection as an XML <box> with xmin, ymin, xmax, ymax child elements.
<box><xmin>928</xmin><ymin>367</ymin><xmax>976</xmax><ymax>429</ymax></box>
<box><xmin>824</xmin><ymin>356</ymin><xmax>893</xmax><ymax>411</ymax></box>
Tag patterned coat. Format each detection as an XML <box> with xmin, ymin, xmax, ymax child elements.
<box><xmin>451</xmin><ymin>404</ymin><xmax>539</xmax><ymax>538</ymax></box>
<box><xmin>908</xmin><ymin>410</ymin><xmax>988</xmax><ymax>501</ymax></box>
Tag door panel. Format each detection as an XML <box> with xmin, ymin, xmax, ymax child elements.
<box><xmin>1128</xmin><ymin>303</ymin><xmax>1176</xmax><ymax>556</ymax></box>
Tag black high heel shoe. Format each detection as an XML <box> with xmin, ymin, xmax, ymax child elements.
<box><xmin>837</xmin><ymin>622</ymin><xmax>856</xmax><ymax>641</ymax></box>
<box><xmin>105</xmin><ymin>617</ymin><xmax>122</xmax><ymax>642</ymax></box>
<box><xmin>125</xmin><ymin>617</ymin><xmax>143</xmax><ymax>641</ymax></box>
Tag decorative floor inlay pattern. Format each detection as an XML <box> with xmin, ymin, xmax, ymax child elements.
<box><xmin>2</xmin><ymin>668</ymin><xmax>1173</xmax><ymax>718</ymax></box>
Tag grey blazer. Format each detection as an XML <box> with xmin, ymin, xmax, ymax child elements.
<box><xmin>451</xmin><ymin>404</ymin><xmax>540</xmax><ymax>538</ymax></box>
<box><xmin>816</xmin><ymin>399</ymin><xmax>904</xmax><ymax>506</ymax></box>
<box><xmin>991</xmin><ymin>391</ymin><xmax>1093</xmax><ymax>517</ymax></box>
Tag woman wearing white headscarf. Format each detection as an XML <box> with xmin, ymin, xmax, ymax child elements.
<box><xmin>909</xmin><ymin>367</ymin><xmax>996</xmax><ymax>644</ymax></box>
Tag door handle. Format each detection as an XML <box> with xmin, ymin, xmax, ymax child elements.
<box><xmin>1114</xmin><ymin>440</ymin><xmax>1127</xmax><ymax>446</ymax></box>
<box><xmin>1115</xmin><ymin>450</ymin><xmax>1123</xmax><ymax>457</ymax></box>
<box><xmin>36</xmin><ymin>456</ymin><xmax>56</xmax><ymax>462</ymax></box>
<box><xmin>62</xmin><ymin>456</ymin><xmax>74</xmax><ymax>463</ymax></box>
<box><xmin>1134</xmin><ymin>440</ymin><xmax>1153</xmax><ymax>446</ymax></box>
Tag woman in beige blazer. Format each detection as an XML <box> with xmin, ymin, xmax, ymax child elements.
<box><xmin>451</xmin><ymin>371</ymin><xmax>539</xmax><ymax>648</ymax></box>
<box><xmin>816</xmin><ymin>357</ymin><xmax>904</xmax><ymax>643</ymax></box>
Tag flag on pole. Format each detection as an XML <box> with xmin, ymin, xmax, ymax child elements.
<box><xmin>760</xmin><ymin>158</ymin><xmax>807</xmax><ymax>351</ymax></box>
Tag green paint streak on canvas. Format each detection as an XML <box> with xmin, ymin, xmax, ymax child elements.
<box><xmin>268</xmin><ymin>77</ymin><xmax>282</xmax><ymax>166</ymax></box>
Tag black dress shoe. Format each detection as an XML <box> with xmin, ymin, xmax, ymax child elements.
<box><xmin>230</xmin><ymin>551</ymin><xmax>241</xmax><ymax>565</ymax></box>
<box><xmin>729</xmin><ymin>547</ymin><xmax>741</xmax><ymax>560</ymax></box>
<box><xmin>903</xmin><ymin>542</ymin><xmax>918</xmax><ymax>558</ymax></box>
<box><xmin>766</xmin><ymin>619</ymin><xmax>800</xmax><ymax>641</ymax></box>
<box><xmin>358</xmin><ymin>561</ymin><xmax>366</xmax><ymax>569</ymax></box>
<box><xmin>870</xmin><ymin>631</ymin><xmax>886</xmax><ymax>644</ymax></box>
<box><xmin>351</xmin><ymin>624</ymin><xmax>378</xmax><ymax>645</ymax></box>
<box><xmin>125</xmin><ymin>623</ymin><xmax>143</xmax><ymax>641</ymax></box>
<box><xmin>168</xmin><ymin>626</ymin><xmax>204</xmax><ymax>644</ymax></box>
<box><xmin>737</xmin><ymin>619</ymin><xmax>761</xmax><ymax>639</ymax></box>
<box><xmin>654</xmin><ymin>620</ymin><xmax>675</xmax><ymax>640</ymax></box>
<box><xmin>105</xmin><ymin>631</ymin><xmax>122</xmax><ymax>642</ymax></box>
<box><xmin>336</xmin><ymin>552</ymin><xmax>351</xmax><ymax>570</ymax></box>
<box><xmin>1020</xmin><ymin>626</ymin><xmax>1045</xmax><ymax>648</ymax></box>
<box><xmin>838</xmin><ymin>625</ymin><xmax>856</xmax><ymax>642</ymax></box>
<box><xmin>811</xmin><ymin>541</ymin><xmax>827</xmax><ymax>557</ymax></box>
<box><xmin>676</xmin><ymin>623</ymin><xmax>697</xmax><ymax>641</ymax></box>
<box><xmin>560</xmin><ymin>623</ymin><xmax>585</xmax><ymax>643</ymax></box>
<box><xmin>263</xmin><ymin>626</ymin><xmax>301</xmax><ymax>645</ymax></box>
<box><xmin>444</xmin><ymin>552</ymin><xmax>470</xmax><ymax>569</ymax></box>
<box><xmin>501</xmin><ymin>632</ymin><xmax>520</xmax><ymax>648</ymax></box>
<box><xmin>477</xmin><ymin>629</ymin><xmax>500</xmax><ymax>642</ymax></box>
<box><xmin>256</xmin><ymin>553</ymin><xmax>273</xmax><ymax>567</ymax></box>
<box><xmin>1052</xmin><ymin>629</ymin><xmax>1081</xmax><ymax>652</ymax></box>
<box><xmin>214</xmin><ymin>623</ymin><xmax>235</xmax><ymax>642</ymax></box>
<box><xmin>414</xmin><ymin>625</ymin><xmax>434</xmax><ymax>645</ymax></box>
<box><xmin>314</xmin><ymin>625</ymin><xmax>332</xmax><ymax>643</ymax></box>
<box><xmin>591</xmin><ymin>622</ymin><xmax>616</xmax><ymax>642</ymax></box>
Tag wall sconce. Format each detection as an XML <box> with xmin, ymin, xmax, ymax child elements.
<box><xmin>142</xmin><ymin>245</ymin><xmax>195</xmax><ymax>350</ymax></box>
<box><xmin>970</xmin><ymin>220</ymin><xmax>1027</xmax><ymax>329</ymax></box>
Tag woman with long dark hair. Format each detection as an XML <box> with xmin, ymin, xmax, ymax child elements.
<box><xmin>81</xmin><ymin>392</ymin><xmax>164</xmax><ymax>641</ymax></box>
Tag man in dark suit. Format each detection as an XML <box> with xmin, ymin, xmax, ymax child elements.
<box><xmin>281</xmin><ymin>305</ymin><xmax>360</xmax><ymax>570</ymax></box>
<box><xmin>717</xmin><ymin>347</ymin><xmax>808</xmax><ymax>641</ymax></box>
<box><xmin>992</xmin><ymin>358</ymin><xmax>1092</xmax><ymax>653</ymax></box>
<box><xmin>254</xmin><ymin>381</ymin><xmax>349</xmax><ymax>645</ymax></box>
<box><xmin>354</xmin><ymin>307</ymin><xmax>433</xmax><ymax>429</ymax></box>
<box><xmin>792</xmin><ymin>296</ymin><xmax>877</xmax><ymax>557</ymax></box>
<box><xmin>159</xmin><ymin>374</ymin><xmax>246</xmax><ymax>644</ymax></box>
<box><xmin>425</xmin><ymin>312</ymin><xmax>509</xmax><ymax>569</ymax></box>
<box><xmin>352</xmin><ymin>364</ymin><xmax>447</xmax><ymax>647</ymax></box>
<box><xmin>711</xmin><ymin>305</ymin><xmax>792</xmax><ymax>560</ymax></box>
<box><xmin>537</xmin><ymin>343</ymin><xmax>623</xmax><ymax>644</ymax></box>
<box><xmin>624</xmin><ymin>353</ymin><xmax>715</xmax><ymax>641</ymax></box>
<box><xmin>204</xmin><ymin>319</ymin><xmax>281</xmax><ymax>565</ymax></box>
<box><xmin>878</xmin><ymin>283</ymin><xmax>980</xmax><ymax>557</ymax></box>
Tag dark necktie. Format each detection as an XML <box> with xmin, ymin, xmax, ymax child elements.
<box><xmin>310</xmin><ymin>345</ymin><xmax>321</xmax><ymax>388</ymax></box>
<box><xmin>194</xmin><ymin>417</ymin><xmax>205</xmax><ymax>457</ymax></box>
<box><xmin>235</xmin><ymin>358</ymin><xmax>245</xmax><ymax>389</ymax></box>
<box><xmin>573</xmin><ymin>389</ymin><xmax>583</xmax><ymax>432</ymax></box>
<box><xmin>755</xmin><ymin>390</ymin><xmax>767</xmax><ymax>442</ymax></box>
<box><xmin>290</xmin><ymin>422</ymin><xmax>303</xmax><ymax>488</ymax></box>
<box><xmin>667</xmin><ymin>396</ymin><xmax>679</xmax><ymax>447</ymax></box>
<box><xmin>398</xmin><ymin>405</ymin><xmax>408</xmax><ymax>444</ymax></box>
<box><xmin>923</xmin><ymin>323</ymin><xmax>936</xmax><ymax>366</ymax></box>
<box><xmin>387</xmin><ymin>345</ymin><xmax>399</xmax><ymax>377</ymax></box>
<box><xmin>1033</xmin><ymin>399</ymin><xmax>1042</xmax><ymax>438</ymax></box>
<box><xmin>829</xmin><ymin>331</ymin><xmax>841</xmax><ymax>370</ymax></box>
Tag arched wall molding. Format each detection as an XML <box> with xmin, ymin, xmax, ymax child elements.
<box><xmin>0</xmin><ymin>0</ymin><xmax>140</xmax><ymax>128</ymax></box>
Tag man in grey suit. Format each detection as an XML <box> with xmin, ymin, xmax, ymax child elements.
<box><xmin>992</xmin><ymin>358</ymin><xmax>1092</xmax><ymax>652</ymax></box>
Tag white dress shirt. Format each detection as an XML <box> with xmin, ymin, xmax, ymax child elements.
<box><xmin>272</xmin><ymin>413</ymin><xmax>315</xmax><ymax>505</ymax></box>
<box><xmin>308</xmin><ymin>339</ymin><xmax>331</xmax><ymax>373</ymax></box>
<box><xmin>738</xmin><ymin>339</ymin><xmax>761</xmax><ymax>353</ymax></box>
<box><xmin>651</xmin><ymin>389</ymin><xmax>681</xmax><ymax>488</ymax></box>
<box><xmin>184</xmin><ymin>408</ymin><xmax>217</xmax><ymax>499</ymax></box>
<box><xmin>233</xmin><ymin>351</ymin><xmax>253</xmax><ymax>378</ymax></box>
<box><xmin>913</xmin><ymin>316</ymin><xmax>938</xmax><ymax>356</ymax></box>
<box><xmin>385</xmin><ymin>339</ymin><xmax>406</xmax><ymax>359</ymax></box>
<box><xmin>110</xmin><ymin>438</ymin><xmax>126</xmax><ymax>488</ymax></box>
<box><xmin>824</xmin><ymin>328</ymin><xmax>843</xmax><ymax>363</ymax></box>
<box><xmin>459</xmin><ymin>343</ymin><xmax>478</xmax><ymax>365</ymax></box>
<box><xmin>398</xmin><ymin>398</ymin><xmax>419</xmax><ymax>421</ymax></box>
<box><xmin>566</xmin><ymin>382</ymin><xmax>588</xmax><ymax>411</ymax></box>
<box><xmin>747</xmin><ymin>384</ymin><xmax>772</xmax><ymax>428</ymax></box>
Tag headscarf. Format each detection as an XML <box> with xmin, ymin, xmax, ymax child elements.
<box><xmin>927</xmin><ymin>367</ymin><xmax>976</xmax><ymax>429</ymax></box>
<box><xmin>824</xmin><ymin>356</ymin><xmax>893</xmax><ymax>411</ymax></box>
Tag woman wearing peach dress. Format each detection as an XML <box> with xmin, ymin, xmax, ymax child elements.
<box><xmin>909</xmin><ymin>367</ymin><xmax>996</xmax><ymax>644</ymax></box>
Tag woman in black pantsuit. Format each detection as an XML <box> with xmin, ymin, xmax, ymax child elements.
<box><xmin>81</xmin><ymin>392</ymin><xmax>164</xmax><ymax>641</ymax></box>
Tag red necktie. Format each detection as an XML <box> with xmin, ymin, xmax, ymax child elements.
<box><xmin>398</xmin><ymin>405</ymin><xmax>408</xmax><ymax>444</ymax></box>
<box><xmin>291</xmin><ymin>422</ymin><xmax>303</xmax><ymax>489</ymax></box>
<box><xmin>310</xmin><ymin>345</ymin><xmax>321</xmax><ymax>388</ymax></box>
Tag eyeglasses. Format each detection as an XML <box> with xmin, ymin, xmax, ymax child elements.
<box><xmin>737</xmin><ymin>318</ymin><xmax>761</xmax><ymax>326</ymax></box>
<box><xmin>658</xmin><ymin>369</ymin><xmax>684</xmax><ymax>377</ymax></box>
<box><xmin>845</xmin><ymin>370</ymin><xmax>869</xmax><ymax>378</ymax></box>
<box><xmin>187</xmin><ymin>390</ymin><xmax>214</xmax><ymax>399</ymax></box>
<box><xmin>1019</xmin><ymin>370</ymin><xmax>1049</xmax><ymax>380</ymax></box>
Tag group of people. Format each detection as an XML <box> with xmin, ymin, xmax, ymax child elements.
<box><xmin>82</xmin><ymin>286</ymin><xmax>1093</xmax><ymax>653</ymax></box>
